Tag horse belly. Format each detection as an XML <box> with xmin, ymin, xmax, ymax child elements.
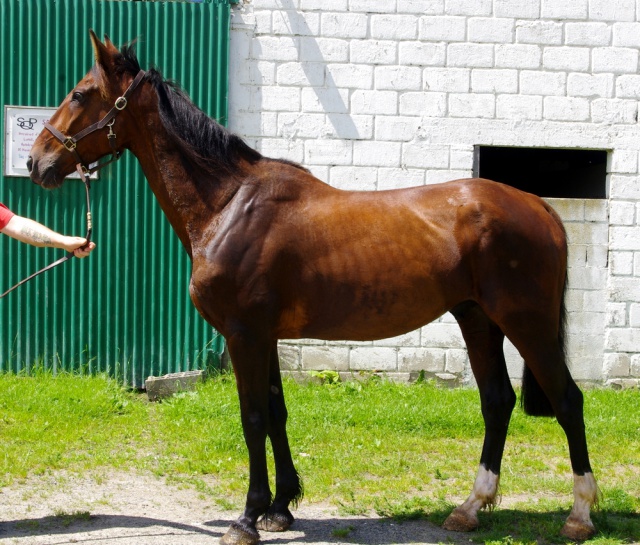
<box><xmin>277</xmin><ymin>247</ymin><xmax>465</xmax><ymax>341</ymax></box>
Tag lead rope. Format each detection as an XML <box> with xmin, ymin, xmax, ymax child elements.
<box><xmin>0</xmin><ymin>174</ymin><xmax>92</xmax><ymax>299</ymax></box>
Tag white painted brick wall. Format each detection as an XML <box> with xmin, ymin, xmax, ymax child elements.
<box><xmin>230</xmin><ymin>0</ymin><xmax>640</xmax><ymax>387</ymax></box>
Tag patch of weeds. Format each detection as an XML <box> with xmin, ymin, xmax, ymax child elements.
<box><xmin>309</xmin><ymin>370</ymin><xmax>341</xmax><ymax>386</ymax></box>
<box><xmin>52</xmin><ymin>509</ymin><xmax>92</xmax><ymax>527</ymax></box>
<box><xmin>332</xmin><ymin>524</ymin><xmax>355</xmax><ymax>538</ymax></box>
<box><xmin>337</xmin><ymin>492</ymin><xmax>369</xmax><ymax>517</ymax></box>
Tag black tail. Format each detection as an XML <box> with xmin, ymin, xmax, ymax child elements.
<box><xmin>521</xmin><ymin>269</ymin><xmax>568</xmax><ymax>417</ymax></box>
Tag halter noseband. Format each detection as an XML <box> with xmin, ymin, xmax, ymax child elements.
<box><xmin>44</xmin><ymin>70</ymin><xmax>146</xmax><ymax>180</ymax></box>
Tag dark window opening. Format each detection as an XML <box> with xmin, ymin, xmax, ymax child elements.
<box><xmin>475</xmin><ymin>146</ymin><xmax>608</xmax><ymax>199</ymax></box>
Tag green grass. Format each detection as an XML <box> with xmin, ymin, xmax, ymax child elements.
<box><xmin>0</xmin><ymin>370</ymin><xmax>638</xmax><ymax>544</ymax></box>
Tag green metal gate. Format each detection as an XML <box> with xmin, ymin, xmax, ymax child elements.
<box><xmin>0</xmin><ymin>0</ymin><xmax>233</xmax><ymax>386</ymax></box>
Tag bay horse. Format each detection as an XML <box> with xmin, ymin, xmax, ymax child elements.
<box><xmin>27</xmin><ymin>32</ymin><xmax>599</xmax><ymax>544</ymax></box>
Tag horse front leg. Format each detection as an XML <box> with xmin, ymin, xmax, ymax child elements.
<box><xmin>257</xmin><ymin>343</ymin><xmax>303</xmax><ymax>532</ymax></box>
<box><xmin>221</xmin><ymin>334</ymin><xmax>272</xmax><ymax>545</ymax></box>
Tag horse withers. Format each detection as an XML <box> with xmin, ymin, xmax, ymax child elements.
<box><xmin>27</xmin><ymin>31</ymin><xmax>599</xmax><ymax>544</ymax></box>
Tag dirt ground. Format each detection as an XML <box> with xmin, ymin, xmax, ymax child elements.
<box><xmin>0</xmin><ymin>470</ymin><xmax>471</xmax><ymax>545</ymax></box>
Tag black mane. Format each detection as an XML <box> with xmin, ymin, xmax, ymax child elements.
<box><xmin>116</xmin><ymin>43</ymin><xmax>263</xmax><ymax>175</ymax></box>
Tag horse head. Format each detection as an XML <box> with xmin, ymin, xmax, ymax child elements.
<box><xmin>28</xmin><ymin>30</ymin><xmax>144</xmax><ymax>189</ymax></box>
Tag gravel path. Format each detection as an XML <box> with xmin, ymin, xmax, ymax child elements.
<box><xmin>0</xmin><ymin>471</ymin><xmax>470</xmax><ymax>545</ymax></box>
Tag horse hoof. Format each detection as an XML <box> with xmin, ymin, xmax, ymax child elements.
<box><xmin>442</xmin><ymin>508</ymin><xmax>479</xmax><ymax>532</ymax></box>
<box><xmin>560</xmin><ymin>517</ymin><xmax>596</xmax><ymax>541</ymax></box>
<box><xmin>256</xmin><ymin>510</ymin><xmax>294</xmax><ymax>532</ymax></box>
<box><xmin>220</xmin><ymin>523</ymin><xmax>260</xmax><ymax>545</ymax></box>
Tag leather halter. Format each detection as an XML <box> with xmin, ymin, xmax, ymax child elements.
<box><xmin>0</xmin><ymin>70</ymin><xmax>145</xmax><ymax>299</ymax></box>
<box><xmin>44</xmin><ymin>70</ymin><xmax>146</xmax><ymax>180</ymax></box>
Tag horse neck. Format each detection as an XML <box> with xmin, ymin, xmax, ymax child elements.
<box><xmin>127</xmin><ymin>113</ymin><xmax>243</xmax><ymax>259</ymax></box>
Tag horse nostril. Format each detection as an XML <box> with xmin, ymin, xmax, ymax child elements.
<box><xmin>26</xmin><ymin>156</ymin><xmax>33</xmax><ymax>173</ymax></box>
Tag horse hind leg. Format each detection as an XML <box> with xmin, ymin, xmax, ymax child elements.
<box><xmin>504</xmin><ymin>315</ymin><xmax>599</xmax><ymax>540</ymax></box>
<box><xmin>443</xmin><ymin>302</ymin><xmax>516</xmax><ymax>532</ymax></box>
<box><xmin>257</xmin><ymin>343</ymin><xmax>303</xmax><ymax>533</ymax></box>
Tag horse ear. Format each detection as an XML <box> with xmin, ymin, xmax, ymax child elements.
<box><xmin>89</xmin><ymin>29</ymin><xmax>113</xmax><ymax>72</ymax></box>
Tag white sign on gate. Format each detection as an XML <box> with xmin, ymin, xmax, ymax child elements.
<box><xmin>3</xmin><ymin>106</ymin><xmax>96</xmax><ymax>178</ymax></box>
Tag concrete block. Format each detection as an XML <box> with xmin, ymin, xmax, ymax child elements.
<box><xmin>254</xmin><ymin>36</ymin><xmax>300</xmax><ymax>62</ymax></box>
<box><xmin>145</xmin><ymin>371</ymin><xmax>204</xmax><ymax>402</ymax></box>
<box><xmin>375</xmin><ymin>66</ymin><xmax>422</xmax><ymax>91</ymax></box>
<box><xmin>423</xmin><ymin>67</ymin><xmax>470</xmax><ymax>92</ymax></box>
<box><xmin>371</xmin><ymin>15</ymin><xmax>418</xmax><ymax>40</ymax></box>
<box><xmin>259</xmin><ymin>137</ymin><xmax>304</xmax><ymax>163</ymax></box>
<box><xmin>399</xmin><ymin>42</ymin><xmax>446</xmax><ymax>66</ymax></box>
<box><xmin>258</xmin><ymin>87</ymin><xmax>301</xmax><ymax>112</ymax></box>
<box><xmin>610</xmin><ymin>226</ymin><xmax>640</xmax><ymax>251</ymax></box>
<box><xmin>377</xmin><ymin>168</ymin><xmax>426</xmax><ymax>190</ymax></box>
<box><xmin>568</xmin><ymin>73</ymin><xmax>613</xmax><ymax>98</ymax></box>
<box><xmin>350</xmin><ymin>40</ymin><xmax>397</xmax><ymax>65</ymax></box>
<box><xmin>445</xmin><ymin>0</ymin><xmax>492</xmax><ymax>16</ymax></box>
<box><xmin>374</xmin><ymin>329</ymin><xmax>421</xmax><ymax>347</ymax></box>
<box><xmin>611</xmin><ymin>150</ymin><xmax>638</xmax><ymax>174</ymax></box>
<box><xmin>593</xmin><ymin>48</ymin><xmax>639</xmax><ymax>74</ymax></box>
<box><xmin>402</xmin><ymin>142</ymin><xmax>449</xmax><ymax>169</ymax></box>
<box><xmin>278</xmin><ymin>113</ymin><xmax>326</xmax><ymax>138</ymax></box>
<box><xmin>449</xmin><ymin>93</ymin><xmax>495</xmax><ymax>119</ymax></box>
<box><xmin>324</xmin><ymin>114</ymin><xmax>374</xmax><ymax>140</ymax></box>
<box><xmin>349</xmin><ymin>0</ymin><xmax>395</xmax><ymax>12</ymax></box>
<box><xmin>326</xmin><ymin>63</ymin><xmax>373</xmax><ymax>89</ymax></box>
<box><xmin>445</xmin><ymin>349</ymin><xmax>468</xmax><ymax>374</ymax></box>
<box><xmin>301</xmin><ymin>87</ymin><xmax>350</xmax><ymax>113</ymax></box>
<box><xmin>398</xmin><ymin>0</ymin><xmax>444</xmax><ymax>14</ymax></box>
<box><xmin>276</xmin><ymin>62</ymin><xmax>325</xmax><ymax>87</ymax></box>
<box><xmin>544</xmin><ymin>96</ymin><xmax>590</xmax><ymax>121</ymax></box>
<box><xmin>591</xmin><ymin>99</ymin><xmax>638</xmax><ymax>124</ymax></box>
<box><xmin>543</xmin><ymin>47</ymin><xmax>590</xmax><ymax>72</ymax></box>
<box><xmin>611</xmin><ymin>202</ymin><xmax>637</xmax><ymax>225</ymax></box>
<box><xmin>329</xmin><ymin>166</ymin><xmax>377</xmax><ymax>191</ymax></box>
<box><xmin>516</xmin><ymin>20</ymin><xmax>563</xmax><ymax>45</ymax></box>
<box><xmin>419</xmin><ymin>16</ymin><xmax>466</xmax><ymax>42</ymax></box>
<box><xmin>471</xmin><ymin>69</ymin><xmax>518</xmax><ymax>94</ymax></box>
<box><xmin>606</xmin><ymin>327</ymin><xmax>640</xmax><ymax>352</ymax></box>
<box><xmin>351</xmin><ymin>90</ymin><xmax>398</xmax><ymax>115</ymax></box>
<box><xmin>304</xmin><ymin>139</ymin><xmax>352</xmax><ymax>165</ymax></box>
<box><xmin>495</xmin><ymin>0</ymin><xmax>540</xmax><ymax>18</ymax></box>
<box><xmin>495</xmin><ymin>44</ymin><xmax>541</xmax><ymax>69</ymax></box>
<box><xmin>589</xmin><ymin>0</ymin><xmax>636</xmax><ymax>21</ymax></box>
<box><xmin>447</xmin><ymin>43</ymin><xmax>494</xmax><ymax>68</ymax></box>
<box><xmin>321</xmin><ymin>12</ymin><xmax>368</xmax><ymax>39</ymax></box>
<box><xmin>565</xmin><ymin>22</ymin><xmax>612</xmax><ymax>46</ymax></box>
<box><xmin>421</xmin><ymin>322</ymin><xmax>465</xmax><ymax>349</ymax></box>
<box><xmin>350</xmin><ymin>347</ymin><xmax>398</xmax><ymax>371</ymax></box>
<box><xmin>375</xmin><ymin>116</ymin><xmax>421</xmax><ymax>142</ymax></box>
<box><xmin>468</xmin><ymin>17</ymin><xmax>514</xmax><ymax>43</ymax></box>
<box><xmin>629</xmin><ymin>303</ymin><xmax>640</xmax><ymax>327</ymax></box>
<box><xmin>541</xmin><ymin>0</ymin><xmax>588</xmax><ymax>19</ymax></box>
<box><xmin>611</xmin><ymin>251</ymin><xmax>634</xmax><ymax>276</ymax></box>
<box><xmin>278</xmin><ymin>345</ymin><xmax>302</xmax><ymax>370</ymax></box>
<box><xmin>606</xmin><ymin>302</ymin><xmax>628</xmax><ymax>327</ymax></box>
<box><xmin>299</xmin><ymin>37</ymin><xmax>349</xmax><ymax>62</ymax></box>
<box><xmin>301</xmin><ymin>346</ymin><xmax>349</xmax><ymax>371</ymax></box>
<box><xmin>606</xmin><ymin>378</ymin><xmax>640</xmax><ymax>389</ymax></box>
<box><xmin>496</xmin><ymin>95</ymin><xmax>543</xmax><ymax>120</ymax></box>
<box><xmin>616</xmin><ymin>75</ymin><xmax>640</xmax><ymax>99</ymax></box>
<box><xmin>613</xmin><ymin>22</ymin><xmax>640</xmax><ymax>47</ymax></box>
<box><xmin>301</xmin><ymin>0</ymin><xmax>347</xmax><ymax>9</ymax></box>
<box><xmin>272</xmin><ymin>10</ymin><xmax>319</xmax><ymax>36</ymax></box>
<box><xmin>631</xmin><ymin>354</ymin><xmax>640</xmax><ymax>376</ymax></box>
<box><xmin>399</xmin><ymin>91</ymin><xmax>446</xmax><ymax>117</ymax></box>
<box><xmin>354</xmin><ymin>141</ymin><xmax>402</xmax><ymax>167</ymax></box>
<box><xmin>397</xmin><ymin>347</ymin><xmax>445</xmax><ymax>372</ymax></box>
<box><xmin>520</xmin><ymin>71</ymin><xmax>566</xmax><ymax>96</ymax></box>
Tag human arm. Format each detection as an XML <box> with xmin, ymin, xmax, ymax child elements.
<box><xmin>0</xmin><ymin>215</ymin><xmax>96</xmax><ymax>258</ymax></box>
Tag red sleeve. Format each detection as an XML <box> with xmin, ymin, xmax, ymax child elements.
<box><xmin>0</xmin><ymin>202</ymin><xmax>15</xmax><ymax>229</ymax></box>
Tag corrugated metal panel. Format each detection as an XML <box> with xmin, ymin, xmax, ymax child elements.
<box><xmin>0</xmin><ymin>0</ymin><xmax>232</xmax><ymax>386</ymax></box>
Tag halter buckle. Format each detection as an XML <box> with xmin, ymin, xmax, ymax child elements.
<box><xmin>63</xmin><ymin>138</ymin><xmax>77</xmax><ymax>151</ymax></box>
<box><xmin>115</xmin><ymin>96</ymin><xmax>127</xmax><ymax>110</ymax></box>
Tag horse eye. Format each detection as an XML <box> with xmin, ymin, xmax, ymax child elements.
<box><xmin>71</xmin><ymin>91</ymin><xmax>84</xmax><ymax>103</ymax></box>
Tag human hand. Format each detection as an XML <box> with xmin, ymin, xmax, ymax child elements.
<box><xmin>63</xmin><ymin>237</ymin><xmax>96</xmax><ymax>258</ymax></box>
